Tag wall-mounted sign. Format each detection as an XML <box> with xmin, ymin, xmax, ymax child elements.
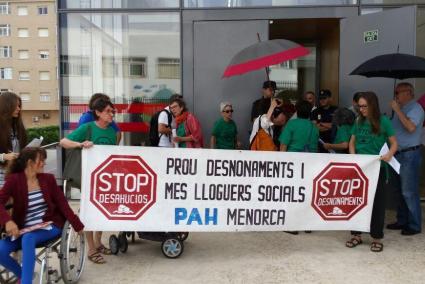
<box><xmin>364</xmin><ymin>30</ymin><xmax>379</xmax><ymax>43</ymax></box>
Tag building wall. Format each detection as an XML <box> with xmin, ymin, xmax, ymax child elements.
<box><xmin>0</xmin><ymin>0</ymin><xmax>58</xmax><ymax>128</ymax></box>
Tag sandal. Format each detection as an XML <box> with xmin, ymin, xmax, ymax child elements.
<box><xmin>370</xmin><ymin>242</ymin><xmax>384</xmax><ymax>252</ymax></box>
<box><xmin>346</xmin><ymin>236</ymin><xmax>362</xmax><ymax>248</ymax></box>
<box><xmin>97</xmin><ymin>244</ymin><xmax>112</xmax><ymax>255</ymax></box>
<box><xmin>88</xmin><ymin>252</ymin><xmax>106</xmax><ymax>264</ymax></box>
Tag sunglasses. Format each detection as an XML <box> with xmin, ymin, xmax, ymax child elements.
<box><xmin>223</xmin><ymin>109</ymin><xmax>234</xmax><ymax>113</ymax></box>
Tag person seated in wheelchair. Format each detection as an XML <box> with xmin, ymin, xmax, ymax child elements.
<box><xmin>0</xmin><ymin>147</ymin><xmax>84</xmax><ymax>284</ymax></box>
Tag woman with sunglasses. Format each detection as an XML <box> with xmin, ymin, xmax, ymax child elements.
<box><xmin>345</xmin><ymin>91</ymin><xmax>397</xmax><ymax>253</ymax></box>
<box><xmin>210</xmin><ymin>102</ymin><xmax>240</xmax><ymax>149</ymax></box>
<box><xmin>60</xmin><ymin>96</ymin><xmax>117</xmax><ymax>264</ymax></box>
<box><xmin>170</xmin><ymin>98</ymin><xmax>204</xmax><ymax>148</ymax></box>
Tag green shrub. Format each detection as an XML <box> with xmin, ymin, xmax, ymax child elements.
<box><xmin>26</xmin><ymin>125</ymin><xmax>60</xmax><ymax>146</ymax></box>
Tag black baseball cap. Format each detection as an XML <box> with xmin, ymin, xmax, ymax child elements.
<box><xmin>263</xmin><ymin>80</ymin><xmax>277</xmax><ymax>90</ymax></box>
<box><xmin>318</xmin><ymin>89</ymin><xmax>331</xmax><ymax>99</ymax></box>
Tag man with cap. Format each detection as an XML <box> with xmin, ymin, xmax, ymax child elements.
<box><xmin>311</xmin><ymin>89</ymin><xmax>337</xmax><ymax>153</ymax></box>
<box><xmin>251</xmin><ymin>80</ymin><xmax>277</xmax><ymax>122</ymax></box>
<box><xmin>387</xmin><ymin>82</ymin><xmax>424</xmax><ymax>235</ymax></box>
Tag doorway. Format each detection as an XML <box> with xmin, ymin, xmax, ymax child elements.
<box><xmin>269</xmin><ymin>18</ymin><xmax>340</xmax><ymax>104</ymax></box>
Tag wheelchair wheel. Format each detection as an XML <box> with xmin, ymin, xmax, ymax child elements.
<box><xmin>109</xmin><ymin>234</ymin><xmax>119</xmax><ymax>255</ymax></box>
<box><xmin>118</xmin><ymin>232</ymin><xmax>128</xmax><ymax>253</ymax></box>
<box><xmin>60</xmin><ymin>221</ymin><xmax>86</xmax><ymax>284</ymax></box>
<box><xmin>161</xmin><ymin>237</ymin><xmax>184</xmax><ymax>259</ymax></box>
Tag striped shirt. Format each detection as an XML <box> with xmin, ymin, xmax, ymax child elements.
<box><xmin>0</xmin><ymin>166</ymin><xmax>5</xmax><ymax>188</ymax></box>
<box><xmin>24</xmin><ymin>190</ymin><xmax>48</xmax><ymax>228</ymax></box>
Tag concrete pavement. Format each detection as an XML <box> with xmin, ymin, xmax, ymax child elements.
<box><xmin>74</xmin><ymin>207</ymin><xmax>425</xmax><ymax>284</ymax></box>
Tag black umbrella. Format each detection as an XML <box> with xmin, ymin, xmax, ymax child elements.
<box><xmin>350</xmin><ymin>53</ymin><xmax>425</xmax><ymax>80</ymax></box>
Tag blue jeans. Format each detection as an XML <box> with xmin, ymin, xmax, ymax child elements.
<box><xmin>395</xmin><ymin>148</ymin><xmax>422</xmax><ymax>232</ymax></box>
<box><xmin>0</xmin><ymin>225</ymin><xmax>61</xmax><ymax>284</ymax></box>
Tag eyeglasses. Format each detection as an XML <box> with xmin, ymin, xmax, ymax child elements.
<box><xmin>223</xmin><ymin>109</ymin><xmax>234</xmax><ymax>113</ymax></box>
<box><xmin>358</xmin><ymin>105</ymin><xmax>368</xmax><ymax>109</ymax></box>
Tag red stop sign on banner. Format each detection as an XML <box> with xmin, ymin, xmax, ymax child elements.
<box><xmin>90</xmin><ymin>155</ymin><xmax>157</xmax><ymax>220</ymax></box>
<box><xmin>312</xmin><ymin>162</ymin><xmax>368</xmax><ymax>221</ymax></box>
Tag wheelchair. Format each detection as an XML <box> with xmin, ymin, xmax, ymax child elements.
<box><xmin>0</xmin><ymin>220</ymin><xmax>86</xmax><ymax>284</ymax></box>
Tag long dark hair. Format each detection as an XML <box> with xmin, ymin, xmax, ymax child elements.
<box><xmin>332</xmin><ymin>107</ymin><xmax>355</xmax><ymax>127</ymax></box>
<box><xmin>357</xmin><ymin>92</ymin><xmax>381</xmax><ymax>135</ymax></box>
<box><xmin>0</xmin><ymin>92</ymin><xmax>27</xmax><ymax>154</ymax></box>
<box><xmin>7</xmin><ymin>147</ymin><xmax>47</xmax><ymax>175</ymax></box>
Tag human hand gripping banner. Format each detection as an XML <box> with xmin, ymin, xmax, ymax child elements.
<box><xmin>80</xmin><ymin>145</ymin><xmax>380</xmax><ymax>232</ymax></box>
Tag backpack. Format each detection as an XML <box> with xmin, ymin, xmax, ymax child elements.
<box><xmin>250</xmin><ymin>115</ymin><xmax>277</xmax><ymax>151</ymax></box>
<box><xmin>149</xmin><ymin>109</ymin><xmax>172</xmax><ymax>146</ymax></box>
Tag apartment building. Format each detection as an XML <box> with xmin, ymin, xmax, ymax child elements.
<box><xmin>0</xmin><ymin>0</ymin><xmax>58</xmax><ymax>127</ymax></box>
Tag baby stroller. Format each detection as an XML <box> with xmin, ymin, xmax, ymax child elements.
<box><xmin>109</xmin><ymin>231</ymin><xmax>189</xmax><ymax>259</ymax></box>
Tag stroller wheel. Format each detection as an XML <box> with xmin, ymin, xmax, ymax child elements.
<box><xmin>161</xmin><ymin>238</ymin><xmax>184</xmax><ymax>259</ymax></box>
<box><xmin>178</xmin><ymin>232</ymin><xmax>189</xmax><ymax>241</ymax></box>
<box><xmin>118</xmin><ymin>232</ymin><xmax>128</xmax><ymax>253</ymax></box>
<box><xmin>109</xmin><ymin>234</ymin><xmax>119</xmax><ymax>255</ymax></box>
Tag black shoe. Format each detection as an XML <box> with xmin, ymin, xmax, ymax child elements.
<box><xmin>304</xmin><ymin>231</ymin><xmax>312</xmax><ymax>233</ymax></box>
<box><xmin>386</xmin><ymin>223</ymin><xmax>405</xmax><ymax>230</ymax></box>
<box><xmin>401</xmin><ymin>228</ymin><xmax>420</xmax><ymax>236</ymax></box>
<box><xmin>284</xmin><ymin>231</ymin><xmax>299</xmax><ymax>235</ymax></box>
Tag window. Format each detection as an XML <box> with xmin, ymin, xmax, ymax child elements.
<box><xmin>18</xmin><ymin>50</ymin><xmax>29</xmax><ymax>59</ymax></box>
<box><xmin>127</xmin><ymin>57</ymin><xmax>147</xmax><ymax>78</ymax></box>
<box><xmin>0</xmin><ymin>2</ymin><xmax>9</xmax><ymax>14</ymax></box>
<box><xmin>39</xmin><ymin>71</ymin><xmax>50</xmax><ymax>80</ymax></box>
<box><xmin>18</xmin><ymin>28</ymin><xmax>29</xmax><ymax>37</ymax></box>
<box><xmin>39</xmin><ymin>50</ymin><xmax>49</xmax><ymax>59</ymax></box>
<box><xmin>0</xmin><ymin>68</ymin><xmax>12</xmax><ymax>79</ymax></box>
<box><xmin>60</xmin><ymin>55</ymin><xmax>90</xmax><ymax>76</ymax></box>
<box><xmin>0</xmin><ymin>24</ymin><xmax>10</xmax><ymax>37</ymax></box>
<box><xmin>19</xmin><ymin>93</ymin><xmax>30</xmax><ymax>102</ymax></box>
<box><xmin>38</xmin><ymin>6</ymin><xmax>48</xmax><ymax>15</ymax></box>
<box><xmin>40</xmin><ymin>93</ymin><xmax>51</xmax><ymax>102</ymax></box>
<box><xmin>157</xmin><ymin>58</ymin><xmax>180</xmax><ymax>79</ymax></box>
<box><xmin>17</xmin><ymin>6</ymin><xmax>28</xmax><ymax>16</ymax></box>
<box><xmin>38</xmin><ymin>28</ymin><xmax>48</xmax><ymax>37</ymax></box>
<box><xmin>0</xmin><ymin>46</ymin><xmax>12</xmax><ymax>58</ymax></box>
<box><xmin>19</xmin><ymin>71</ymin><xmax>30</xmax><ymax>80</ymax></box>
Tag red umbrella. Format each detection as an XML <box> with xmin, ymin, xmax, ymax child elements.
<box><xmin>223</xmin><ymin>39</ymin><xmax>310</xmax><ymax>78</ymax></box>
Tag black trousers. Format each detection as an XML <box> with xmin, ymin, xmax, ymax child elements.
<box><xmin>351</xmin><ymin>168</ymin><xmax>386</xmax><ymax>239</ymax></box>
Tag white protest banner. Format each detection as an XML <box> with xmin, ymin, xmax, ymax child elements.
<box><xmin>80</xmin><ymin>145</ymin><xmax>380</xmax><ymax>232</ymax></box>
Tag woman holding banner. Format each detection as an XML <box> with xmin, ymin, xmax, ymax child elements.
<box><xmin>346</xmin><ymin>91</ymin><xmax>397</xmax><ymax>252</ymax></box>
<box><xmin>60</xmin><ymin>97</ymin><xmax>117</xmax><ymax>264</ymax></box>
<box><xmin>170</xmin><ymin>98</ymin><xmax>204</xmax><ymax>148</ymax></box>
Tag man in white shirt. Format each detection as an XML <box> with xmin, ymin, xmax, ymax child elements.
<box><xmin>158</xmin><ymin>94</ymin><xmax>182</xmax><ymax>147</ymax></box>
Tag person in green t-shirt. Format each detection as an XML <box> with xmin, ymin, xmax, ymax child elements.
<box><xmin>323</xmin><ymin>107</ymin><xmax>355</xmax><ymax>153</ymax></box>
<box><xmin>345</xmin><ymin>91</ymin><xmax>397</xmax><ymax>253</ymax></box>
<box><xmin>279</xmin><ymin>100</ymin><xmax>319</xmax><ymax>153</ymax></box>
<box><xmin>210</xmin><ymin>102</ymin><xmax>240</xmax><ymax>149</ymax></box>
<box><xmin>60</xmin><ymin>97</ymin><xmax>118</xmax><ymax>264</ymax></box>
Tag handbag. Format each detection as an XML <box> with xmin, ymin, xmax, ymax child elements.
<box><xmin>250</xmin><ymin>115</ymin><xmax>277</xmax><ymax>151</ymax></box>
<box><xmin>62</xmin><ymin>124</ymin><xmax>92</xmax><ymax>188</ymax></box>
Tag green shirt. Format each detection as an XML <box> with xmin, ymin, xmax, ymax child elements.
<box><xmin>351</xmin><ymin>115</ymin><xmax>395</xmax><ymax>155</ymax></box>
<box><xmin>334</xmin><ymin>124</ymin><xmax>352</xmax><ymax>144</ymax></box>
<box><xmin>177</xmin><ymin>123</ymin><xmax>187</xmax><ymax>148</ymax></box>
<box><xmin>212</xmin><ymin>118</ymin><xmax>237</xmax><ymax>149</ymax></box>
<box><xmin>67</xmin><ymin>121</ymin><xmax>116</xmax><ymax>145</ymax></box>
<box><xmin>279</xmin><ymin>118</ymin><xmax>319</xmax><ymax>152</ymax></box>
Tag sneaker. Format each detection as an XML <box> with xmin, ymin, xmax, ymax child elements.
<box><xmin>386</xmin><ymin>223</ymin><xmax>405</xmax><ymax>230</ymax></box>
<box><xmin>401</xmin><ymin>228</ymin><xmax>420</xmax><ymax>236</ymax></box>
